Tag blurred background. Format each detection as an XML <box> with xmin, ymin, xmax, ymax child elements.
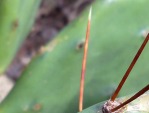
<box><xmin>0</xmin><ymin>0</ymin><xmax>149</xmax><ymax>113</ymax></box>
<box><xmin>6</xmin><ymin>0</ymin><xmax>94</xmax><ymax>80</ymax></box>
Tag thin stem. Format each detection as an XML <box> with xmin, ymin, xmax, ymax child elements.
<box><xmin>111</xmin><ymin>84</ymin><xmax>149</xmax><ymax>112</ymax></box>
<box><xmin>111</xmin><ymin>33</ymin><xmax>149</xmax><ymax>101</ymax></box>
<box><xmin>79</xmin><ymin>7</ymin><xmax>92</xmax><ymax>112</ymax></box>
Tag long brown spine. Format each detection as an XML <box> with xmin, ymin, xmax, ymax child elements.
<box><xmin>111</xmin><ymin>84</ymin><xmax>149</xmax><ymax>112</ymax></box>
<box><xmin>111</xmin><ymin>33</ymin><xmax>149</xmax><ymax>101</ymax></box>
<box><xmin>79</xmin><ymin>7</ymin><xmax>92</xmax><ymax>112</ymax></box>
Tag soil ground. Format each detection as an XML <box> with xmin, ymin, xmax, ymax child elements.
<box><xmin>6</xmin><ymin>0</ymin><xmax>94</xmax><ymax>80</ymax></box>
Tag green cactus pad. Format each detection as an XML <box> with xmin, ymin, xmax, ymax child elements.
<box><xmin>0</xmin><ymin>0</ymin><xmax>149</xmax><ymax>113</ymax></box>
<box><xmin>79</xmin><ymin>92</ymin><xmax>149</xmax><ymax>113</ymax></box>
<box><xmin>0</xmin><ymin>0</ymin><xmax>41</xmax><ymax>74</ymax></box>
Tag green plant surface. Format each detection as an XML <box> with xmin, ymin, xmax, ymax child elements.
<box><xmin>0</xmin><ymin>0</ymin><xmax>149</xmax><ymax>113</ymax></box>
<box><xmin>79</xmin><ymin>92</ymin><xmax>149</xmax><ymax>113</ymax></box>
<box><xmin>0</xmin><ymin>0</ymin><xmax>41</xmax><ymax>74</ymax></box>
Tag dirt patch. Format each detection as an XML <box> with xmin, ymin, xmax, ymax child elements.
<box><xmin>6</xmin><ymin>0</ymin><xmax>94</xmax><ymax>80</ymax></box>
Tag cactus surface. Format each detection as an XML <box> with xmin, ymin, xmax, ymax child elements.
<box><xmin>0</xmin><ymin>0</ymin><xmax>41</xmax><ymax>74</ymax></box>
<box><xmin>79</xmin><ymin>92</ymin><xmax>149</xmax><ymax>113</ymax></box>
<box><xmin>0</xmin><ymin>0</ymin><xmax>149</xmax><ymax>113</ymax></box>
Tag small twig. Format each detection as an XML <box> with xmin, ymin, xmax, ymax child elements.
<box><xmin>79</xmin><ymin>7</ymin><xmax>92</xmax><ymax>112</ymax></box>
<box><xmin>111</xmin><ymin>33</ymin><xmax>149</xmax><ymax>101</ymax></box>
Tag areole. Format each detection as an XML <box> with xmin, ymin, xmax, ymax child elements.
<box><xmin>78</xmin><ymin>7</ymin><xmax>149</xmax><ymax>113</ymax></box>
